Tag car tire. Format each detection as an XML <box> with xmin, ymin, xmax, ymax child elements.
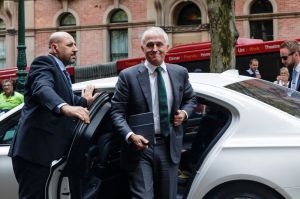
<box><xmin>204</xmin><ymin>181</ymin><xmax>284</xmax><ymax>199</ymax></box>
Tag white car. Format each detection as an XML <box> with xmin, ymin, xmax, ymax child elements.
<box><xmin>1</xmin><ymin>70</ymin><xmax>300</xmax><ymax>199</ymax></box>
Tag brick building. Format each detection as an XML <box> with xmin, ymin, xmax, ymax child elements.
<box><xmin>0</xmin><ymin>0</ymin><xmax>299</xmax><ymax>69</ymax></box>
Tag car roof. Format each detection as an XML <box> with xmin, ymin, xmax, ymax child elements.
<box><xmin>72</xmin><ymin>69</ymin><xmax>252</xmax><ymax>91</ymax></box>
<box><xmin>72</xmin><ymin>76</ymin><xmax>118</xmax><ymax>91</ymax></box>
<box><xmin>189</xmin><ymin>69</ymin><xmax>252</xmax><ymax>87</ymax></box>
<box><xmin>0</xmin><ymin>70</ymin><xmax>250</xmax><ymax>122</ymax></box>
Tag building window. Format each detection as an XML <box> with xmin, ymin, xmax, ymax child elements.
<box><xmin>59</xmin><ymin>12</ymin><xmax>76</xmax><ymax>26</ymax></box>
<box><xmin>59</xmin><ymin>12</ymin><xmax>76</xmax><ymax>41</ymax></box>
<box><xmin>109</xmin><ymin>9</ymin><xmax>128</xmax><ymax>61</ymax></box>
<box><xmin>110</xmin><ymin>9</ymin><xmax>128</xmax><ymax>23</ymax></box>
<box><xmin>0</xmin><ymin>37</ymin><xmax>6</xmax><ymax>69</ymax></box>
<box><xmin>249</xmin><ymin>0</ymin><xmax>273</xmax><ymax>41</ymax></box>
<box><xmin>0</xmin><ymin>19</ymin><xmax>5</xmax><ymax>30</ymax></box>
<box><xmin>177</xmin><ymin>3</ymin><xmax>201</xmax><ymax>25</ymax></box>
<box><xmin>0</xmin><ymin>19</ymin><xmax>6</xmax><ymax>68</ymax></box>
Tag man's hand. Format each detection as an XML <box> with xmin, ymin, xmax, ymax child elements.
<box><xmin>61</xmin><ymin>104</ymin><xmax>90</xmax><ymax>123</ymax></box>
<box><xmin>173</xmin><ymin>110</ymin><xmax>186</xmax><ymax>126</ymax></box>
<box><xmin>82</xmin><ymin>85</ymin><xmax>100</xmax><ymax>106</ymax></box>
<box><xmin>129</xmin><ymin>134</ymin><xmax>149</xmax><ymax>150</ymax></box>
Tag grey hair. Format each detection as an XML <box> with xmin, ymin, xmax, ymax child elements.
<box><xmin>140</xmin><ymin>27</ymin><xmax>169</xmax><ymax>46</ymax></box>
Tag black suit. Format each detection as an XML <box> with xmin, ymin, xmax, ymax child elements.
<box><xmin>8</xmin><ymin>55</ymin><xmax>87</xmax><ymax>199</ymax></box>
<box><xmin>111</xmin><ymin>63</ymin><xmax>196</xmax><ymax>199</ymax></box>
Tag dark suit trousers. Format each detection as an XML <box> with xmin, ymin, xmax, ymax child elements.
<box><xmin>127</xmin><ymin>140</ymin><xmax>179</xmax><ymax>199</ymax></box>
<box><xmin>12</xmin><ymin>156</ymin><xmax>50</xmax><ymax>199</ymax></box>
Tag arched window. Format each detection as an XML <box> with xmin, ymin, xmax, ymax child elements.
<box><xmin>249</xmin><ymin>0</ymin><xmax>273</xmax><ymax>41</ymax></box>
<box><xmin>59</xmin><ymin>12</ymin><xmax>76</xmax><ymax>41</ymax></box>
<box><xmin>177</xmin><ymin>3</ymin><xmax>201</xmax><ymax>25</ymax></box>
<box><xmin>0</xmin><ymin>19</ymin><xmax>5</xmax><ymax>30</ymax></box>
<box><xmin>59</xmin><ymin>12</ymin><xmax>76</xmax><ymax>26</ymax></box>
<box><xmin>109</xmin><ymin>9</ymin><xmax>128</xmax><ymax>61</ymax></box>
<box><xmin>0</xmin><ymin>19</ymin><xmax>6</xmax><ymax>68</ymax></box>
<box><xmin>110</xmin><ymin>9</ymin><xmax>128</xmax><ymax>23</ymax></box>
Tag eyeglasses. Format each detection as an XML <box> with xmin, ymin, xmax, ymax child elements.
<box><xmin>281</xmin><ymin>51</ymin><xmax>296</xmax><ymax>61</ymax></box>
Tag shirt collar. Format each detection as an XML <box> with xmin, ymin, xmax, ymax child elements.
<box><xmin>49</xmin><ymin>54</ymin><xmax>65</xmax><ymax>72</ymax></box>
<box><xmin>144</xmin><ymin>60</ymin><xmax>167</xmax><ymax>74</ymax></box>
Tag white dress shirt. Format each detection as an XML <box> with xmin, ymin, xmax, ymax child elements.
<box><xmin>144</xmin><ymin>60</ymin><xmax>173</xmax><ymax>134</ymax></box>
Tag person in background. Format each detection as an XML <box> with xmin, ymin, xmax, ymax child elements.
<box><xmin>244</xmin><ymin>58</ymin><xmax>261</xmax><ymax>79</ymax></box>
<box><xmin>8</xmin><ymin>31</ymin><xmax>99</xmax><ymax>199</ymax></box>
<box><xmin>111</xmin><ymin>27</ymin><xmax>197</xmax><ymax>199</ymax></box>
<box><xmin>274</xmin><ymin>67</ymin><xmax>289</xmax><ymax>87</ymax></box>
<box><xmin>0</xmin><ymin>79</ymin><xmax>24</xmax><ymax>113</ymax></box>
<box><xmin>280</xmin><ymin>40</ymin><xmax>300</xmax><ymax>91</ymax></box>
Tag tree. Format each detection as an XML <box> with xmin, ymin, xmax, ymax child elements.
<box><xmin>207</xmin><ymin>0</ymin><xmax>239</xmax><ymax>72</ymax></box>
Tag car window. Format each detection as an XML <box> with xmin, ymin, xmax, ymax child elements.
<box><xmin>0</xmin><ymin>110</ymin><xmax>20</xmax><ymax>145</ymax></box>
<box><xmin>0</xmin><ymin>125</ymin><xmax>17</xmax><ymax>144</ymax></box>
<box><xmin>226</xmin><ymin>79</ymin><xmax>300</xmax><ymax>118</ymax></box>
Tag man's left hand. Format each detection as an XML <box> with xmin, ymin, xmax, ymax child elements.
<box><xmin>82</xmin><ymin>85</ymin><xmax>100</xmax><ymax>106</ymax></box>
<box><xmin>173</xmin><ymin>110</ymin><xmax>186</xmax><ymax>126</ymax></box>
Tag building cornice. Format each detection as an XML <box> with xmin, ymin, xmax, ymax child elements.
<box><xmin>236</xmin><ymin>11</ymin><xmax>300</xmax><ymax>21</ymax></box>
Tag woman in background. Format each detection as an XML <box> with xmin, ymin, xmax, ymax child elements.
<box><xmin>274</xmin><ymin>67</ymin><xmax>289</xmax><ymax>87</ymax></box>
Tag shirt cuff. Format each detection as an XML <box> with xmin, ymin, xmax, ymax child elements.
<box><xmin>182</xmin><ymin>110</ymin><xmax>188</xmax><ymax>120</ymax></box>
<box><xmin>125</xmin><ymin>132</ymin><xmax>134</xmax><ymax>144</ymax></box>
<box><xmin>55</xmin><ymin>103</ymin><xmax>67</xmax><ymax>113</ymax></box>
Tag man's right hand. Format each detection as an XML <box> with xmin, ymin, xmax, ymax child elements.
<box><xmin>60</xmin><ymin>104</ymin><xmax>90</xmax><ymax>123</ymax></box>
<box><xmin>129</xmin><ymin>134</ymin><xmax>149</xmax><ymax>150</ymax></box>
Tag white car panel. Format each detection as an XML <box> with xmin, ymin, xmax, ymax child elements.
<box><xmin>2</xmin><ymin>70</ymin><xmax>300</xmax><ymax>199</ymax></box>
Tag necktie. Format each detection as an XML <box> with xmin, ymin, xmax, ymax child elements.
<box><xmin>156</xmin><ymin>67</ymin><xmax>170</xmax><ymax>137</ymax></box>
<box><xmin>291</xmin><ymin>69</ymin><xmax>297</xmax><ymax>90</ymax></box>
<box><xmin>63</xmin><ymin>70</ymin><xmax>73</xmax><ymax>88</ymax></box>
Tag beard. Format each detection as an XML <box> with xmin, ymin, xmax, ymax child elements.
<box><xmin>63</xmin><ymin>56</ymin><xmax>76</xmax><ymax>66</ymax></box>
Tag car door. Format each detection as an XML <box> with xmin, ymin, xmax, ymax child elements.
<box><xmin>0</xmin><ymin>106</ymin><xmax>22</xmax><ymax>199</ymax></box>
<box><xmin>46</xmin><ymin>91</ymin><xmax>128</xmax><ymax>199</ymax></box>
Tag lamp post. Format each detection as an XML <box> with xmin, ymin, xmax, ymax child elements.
<box><xmin>16</xmin><ymin>0</ymin><xmax>27</xmax><ymax>93</ymax></box>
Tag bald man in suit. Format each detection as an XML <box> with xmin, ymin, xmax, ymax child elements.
<box><xmin>9</xmin><ymin>32</ymin><xmax>99</xmax><ymax>199</ymax></box>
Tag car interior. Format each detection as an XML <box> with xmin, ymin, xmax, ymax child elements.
<box><xmin>0</xmin><ymin>90</ymin><xmax>232</xmax><ymax>199</ymax></box>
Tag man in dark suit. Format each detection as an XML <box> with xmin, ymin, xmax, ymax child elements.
<box><xmin>111</xmin><ymin>27</ymin><xmax>196</xmax><ymax>199</ymax></box>
<box><xmin>8</xmin><ymin>32</ymin><xmax>99</xmax><ymax>199</ymax></box>
<box><xmin>244</xmin><ymin>58</ymin><xmax>261</xmax><ymax>79</ymax></box>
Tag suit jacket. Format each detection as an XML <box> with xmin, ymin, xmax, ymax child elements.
<box><xmin>111</xmin><ymin>63</ymin><xmax>196</xmax><ymax>165</ymax></box>
<box><xmin>9</xmin><ymin>55</ymin><xmax>87</xmax><ymax>167</ymax></box>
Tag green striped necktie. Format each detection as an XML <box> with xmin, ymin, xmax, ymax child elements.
<box><xmin>156</xmin><ymin>67</ymin><xmax>170</xmax><ymax>137</ymax></box>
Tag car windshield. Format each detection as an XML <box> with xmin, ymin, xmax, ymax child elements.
<box><xmin>226</xmin><ymin>79</ymin><xmax>300</xmax><ymax>118</ymax></box>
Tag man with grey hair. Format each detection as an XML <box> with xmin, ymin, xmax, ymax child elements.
<box><xmin>111</xmin><ymin>27</ymin><xmax>196</xmax><ymax>198</ymax></box>
<box><xmin>9</xmin><ymin>31</ymin><xmax>99</xmax><ymax>199</ymax></box>
<box><xmin>280</xmin><ymin>40</ymin><xmax>300</xmax><ymax>91</ymax></box>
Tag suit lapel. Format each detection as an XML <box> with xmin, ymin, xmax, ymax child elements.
<box><xmin>167</xmin><ymin>64</ymin><xmax>181</xmax><ymax>115</ymax></box>
<box><xmin>48</xmin><ymin>55</ymin><xmax>74</xmax><ymax>104</ymax></box>
<box><xmin>137</xmin><ymin>64</ymin><xmax>153</xmax><ymax>112</ymax></box>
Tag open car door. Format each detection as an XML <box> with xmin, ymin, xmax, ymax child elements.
<box><xmin>46</xmin><ymin>91</ymin><xmax>128</xmax><ymax>199</ymax></box>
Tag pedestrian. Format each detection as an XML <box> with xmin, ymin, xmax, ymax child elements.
<box><xmin>274</xmin><ymin>67</ymin><xmax>289</xmax><ymax>87</ymax></box>
<box><xmin>111</xmin><ymin>26</ymin><xmax>197</xmax><ymax>199</ymax></box>
<box><xmin>279</xmin><ymin>40</ymin><xmax>300</xmax><ymax>91</ymax></box>
<box><xmin>8</xmin><ymin>31</ymin><xmax>99</xmax><ymax>199</ymax></box>
<box><xmin>0</xmin><ymin>79</ymin><xmax>24</xmax><ymax>113</ymax></box>
<box><xmin>244</xmin><ymin>58</ymin><xmax>261</xmax><ymax>79</ymax></box>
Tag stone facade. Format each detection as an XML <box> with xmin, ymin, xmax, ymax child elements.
<box><xmin>0</xmin><ymin>0</ymin><xmax>299</xmax><ymax>68</ymax></box>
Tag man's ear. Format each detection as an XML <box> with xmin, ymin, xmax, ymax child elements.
<box><xmin>51</xmin><ymin>43</ymin><xmax>58</xmax><ymax>53</ymax></box>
